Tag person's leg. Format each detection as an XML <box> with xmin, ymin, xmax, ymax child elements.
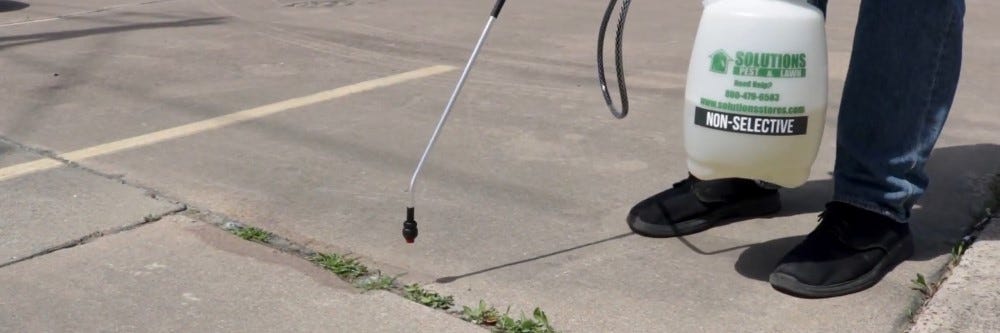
<box><xmin>833</xmin><ymin>0</ymin><xmax>965</xmax><ymax>222</ymax></box>
<box><xmin>770</xmin><ymin>0</ymin><xmax>965</xmax><ymax>298</ymax></box>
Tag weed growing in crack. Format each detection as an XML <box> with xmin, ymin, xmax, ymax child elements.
<box><xmin>494</xmin><ymin>307</ymin><xmax>556</xmax><ymax>333</ymax></box>
<box><xmin>908</xmin><ymin>171</ymin><xmax>1000</xmax><ymax>323</ymax></box>
<box><xmin>950</xmin><ymin>241</ymin><xmax>968</xmax><ymax>267</ymax></box>
<box><xmin>462</xmin><ymin>300</ymin><xmax>501</xmax><ymax>326</ymax></box>
<box><xmin>910</xmin><ymin>273</ymin><xmax>931</xmax><ymax>297</ymax></box>
<box><xmin>215</xmin><ymin>222</ymin><xmax>562</xmax><ymax>331</ymax></box>
<box><xmin>403</xmin><ymin>283</ymin><xmax>454</xmax><ymax>310</ymax></box>
<box><xmin>235</xmin><ymin>227</ymin><xmax>272</xmax><ymax>243</ymax></box>
<box><xmin>311</xmin><ymin>253</ymin><xmax>368</xmax><ymax>281</ymax></box>
<box><xmin>357</xmin><ymin>273</ymin><xmax>397</xmax><ymax>292</ymax></box>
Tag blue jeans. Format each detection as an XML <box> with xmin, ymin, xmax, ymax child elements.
<box><xmin>813</xmin><ymin>0</ymin><xmax>966</xmax><ymax>222</ymax></box>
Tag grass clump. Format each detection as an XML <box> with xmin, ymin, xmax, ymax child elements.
<box><xmin>494</xmin><ymin>307</ymin><xmax>556</xmax><ymax>333</ymax></box>
<box><xmin>403</xmin><ymin>283</ymin><xmax>454</xmax><ymax>310</ymax></box>
<box><xmin>462</xmin><ymin>300</ymin><xmax>502</xmax><ymax>326</ymax></box>
<box><xmin>234</xmin><ymin>226</ymin><xmax>273</xmax><ymax>242</ymax></box>
<box><xmin>311</xmin><ymin>253</ymin><xmax>369</xmax><ymax>281</ymax></box>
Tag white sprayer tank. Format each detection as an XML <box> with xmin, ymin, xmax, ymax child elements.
<box><xmin>684</xmin><ymin>0</ymin><xmax>828</xmax><ymax>188</ymax></box>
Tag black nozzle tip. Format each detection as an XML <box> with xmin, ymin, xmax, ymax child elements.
<box><xmin>403</xmin><ymin>207</ymin><xmax>417</xmax><ymax>244</ymax></box>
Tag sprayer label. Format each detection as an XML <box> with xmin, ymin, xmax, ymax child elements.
<box><xmin>710</xmin><ymin>50</ymin><xmax>807</xmax><ymax>78</ymax></box>
<box><xmin>733</xmin><ymin>51</ymin><xmax>807</xmax><ymax>78</ymax></box>
<box><xmin>695</xmin><ymin>107</ymin><xmax>807</xmax><ymax>136</ymax></box>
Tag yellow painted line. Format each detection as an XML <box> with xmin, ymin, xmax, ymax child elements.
<box><xmin>0</xmin><ymin>159</ymin><xmax>65</xmax><ymax>181</ymax></box>
<box><xmin>0</xmin><ymin>65</ymin><xmax>456</xmax><ymax>182</ymax></box>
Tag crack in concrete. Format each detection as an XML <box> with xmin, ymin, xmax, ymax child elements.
<box><xmin>0</xmin><ymin>134</ymin><xmax>177</xmax><ymax>200</ymax></box>
<box><xmin>183</xmin><ymin>208</ymin><xmax>319</xmax><ymax>259</ymax></box>
<box><xmin>0</xmin><ymin>205</ymin><xmax>187</xmax><ymax>268</ymax></box>
<box><xmin>0</xmin><ymin>135</ymin><xmax>191</xmax><ymax>267</ymax></box>
<box><xmin>903</xmin><ymin>196</ymin><xmax>1000</xmax><ymax>329</ymax></box>
<box><xmin>0</xmin><ymin>134</ymin><xmax>330</xmax><ymax>273</ymax></box>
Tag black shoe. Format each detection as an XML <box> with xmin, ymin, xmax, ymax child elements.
<box><xmin>769</xmin><ymin>202</ymin><xmax>915</xmax><ymax>298</ymax></box>
<box><xmin>626</xmin><ymin>174</ymin><xmax>781</xmax><ymax>237</ymax></box>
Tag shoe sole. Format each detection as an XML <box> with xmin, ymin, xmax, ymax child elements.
<box><xmin>768</xmin><ymin>237</ymin><xmax>916</xmax><ymax>298</ymax></box>
<box><xmin>627</xmin><ymin>194</ymin><xmax>781</xmax><ymax>238</ymax></box>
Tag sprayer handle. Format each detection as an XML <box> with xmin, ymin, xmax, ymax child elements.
<box><xmin>491</xmin><ymin>0</ymin><xmax>507</xmax><ymax>18</ymax></box>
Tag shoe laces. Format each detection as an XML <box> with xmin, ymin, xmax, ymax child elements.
<box><xmin>813</xmin><ymin>208</ymin><xmax>852</xmax><ymax>241</ymax></box>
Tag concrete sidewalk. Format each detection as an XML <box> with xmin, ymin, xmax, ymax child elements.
<box><xmin>0</xmin><ymin>215</ymin><xmax>481</xmax><ymax>332</ymax></box>
<box><xmin>1</xmin><ymin>0</ymin><xmax>998</xmax><ymax>332</ymax></box>
<box><xmin>0</xmin><ymin>142</ymin><xmax>480</xmax><ymax>332</ymax></box>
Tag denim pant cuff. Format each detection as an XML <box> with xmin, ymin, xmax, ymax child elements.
<box><xmin>830</xmin><ymin>197</ymin><xmax>908</xmax><ymax>223</ymax></box>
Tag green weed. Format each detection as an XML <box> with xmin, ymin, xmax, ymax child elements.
<box><xmin>910</xmin><ymin>273</ymin><xmax>931</xmax><ymax>297</ymax></box>
<box><xmin>235</xmin><ymin>227</ymin><xmax>272</xmax><ymax>242</ymax></box>
<box><xmin>311</xmin><ymin>253</ymin><xmax>368</xmax><ymax>281</ymax></box>
<box><xmin>950</xmin><ymin>241</ymin><xmax>968</xmax><ymax>267</ymax></box>
<box><xmin>493</xmin><ymin>307</ymin><xmax>556</xmax><ymax>333</ymax></box>
<box><xmin>403</xmin><ymin>283</ymin><xmax>454</xmax><ymax>310</ymax></box>
<box><xmin>462</xmin><ymin>300</ymin><xmax>502</xmax><ymax>326</ymax></box>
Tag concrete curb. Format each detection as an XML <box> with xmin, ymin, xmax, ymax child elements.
<box><xmin>909</xmin><ymin>215</ymin><xmax>1000</xmax><ymax>333</ymax></box>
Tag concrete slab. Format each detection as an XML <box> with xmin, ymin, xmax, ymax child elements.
<box><xmin>0</xmin><ymin>0</ymin><xmax>997</xmax><ymax>332</ymax></box>
<box><xmin>0</xmin><ymin>140</ymin><xmax>40</xmax><ymax>167</ymax></box>
<box><xmin>0</xmin><ymin>216</ymin><xmax>482</xmax><ymax>332</ymax></box>
<box><xmin>910</xmin><ymin>216</ymin><xmax>1000</xmax><ymax>333</ymax></box>
<box><xmin>0</xmin><ymin>149</ymin><xmax>182</xmax><ymax>265</ymax></box>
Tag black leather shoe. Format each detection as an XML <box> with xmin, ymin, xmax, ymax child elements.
<box><xmin>626</xmin><ymin>175</ymin><xmax>780</xmax><ymax>237</ymax></box>
<box><xmin>769</xmin><ymin>202</ymin><xmax>914</xmax><ymax>298</ymax></box>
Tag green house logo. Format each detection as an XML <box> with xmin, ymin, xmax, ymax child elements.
<box><xmin>709</xmin><ymin>49</ymin><xmax>733</xmax><ymax>74</ymax></box>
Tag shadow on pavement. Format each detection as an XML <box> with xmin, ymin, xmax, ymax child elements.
<box><xmin>435</xmin><ymin>232</ymin><xmax>635</xmax><ymax>284</ymax></box>
<box><xmin>0</xmin><ymin>17</ymin><xmax>228</xmax><ymax>51</ymax></box>
<box><xmin>434</xmin><ymin>144</ymin><xmax>998</xmax><ymax>284</ymax></box>
<box><xmin>0</xmin><ymin>1</ymin><xmax>28</xmax><ymax>13</ymax></box>
<box><xmin>735</xmin><ymin>143</ymin><xmax>1000</xmax><ymax>281</ymax></box>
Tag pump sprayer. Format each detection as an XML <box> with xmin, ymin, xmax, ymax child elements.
<box><xmin>402</xmin><ymin>0</ymin><xmax>828</xmax><ymax>242</ymax></box>
<box><xmin>599</xmin><ymin>0</ymin><xmax>828</xmax><ymax>187</ymax></box>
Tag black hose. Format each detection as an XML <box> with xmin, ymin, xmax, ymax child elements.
<box><xmin>597</xmin><ymin>0</ymin><xmax>632</xmax><ymax>119</ymax></box>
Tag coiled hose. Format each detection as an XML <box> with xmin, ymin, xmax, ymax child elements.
<box><xmin>597</xmin><ymin>0</ymin><xmax>632</xmax><ymax>119</ymax></box>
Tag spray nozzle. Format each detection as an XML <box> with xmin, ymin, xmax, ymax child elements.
<box><xmin>402</xmin><ymin>207</ymin><xmax>418</xmax><ymax>243</ymax></box>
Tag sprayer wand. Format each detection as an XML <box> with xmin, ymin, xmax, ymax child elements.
<box><xmin>403</xmin><ymin>0</ymin><xmax>508</xmax><ymax>243</ymax></box>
